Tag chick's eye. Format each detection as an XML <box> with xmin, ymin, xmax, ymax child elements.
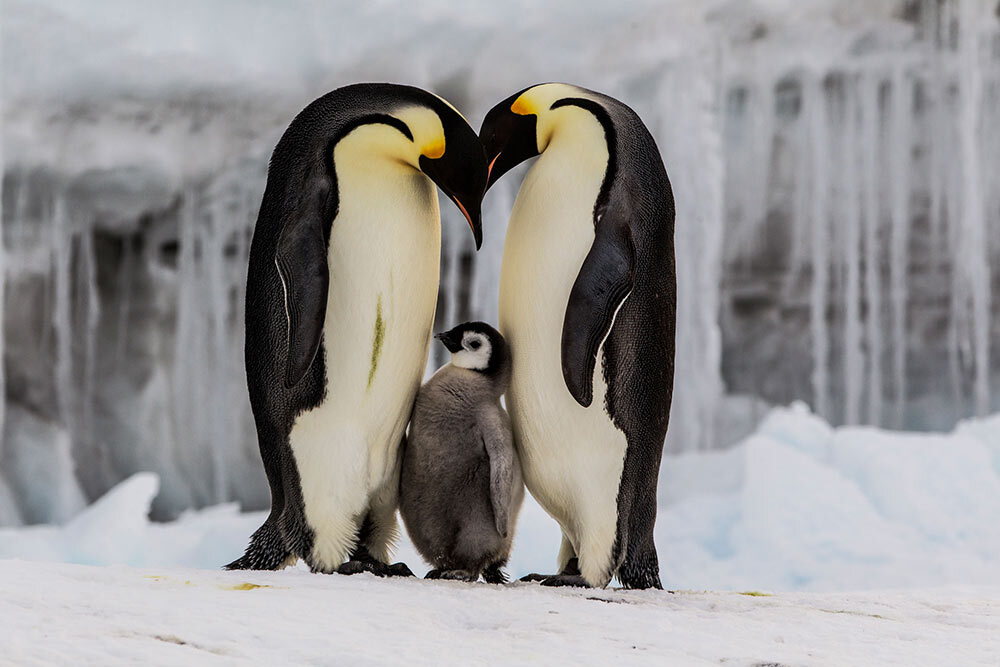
<box><xmin>469</xmin><ymin>340</ymin><xmax>481</xmax><ymax>350</ymax></box>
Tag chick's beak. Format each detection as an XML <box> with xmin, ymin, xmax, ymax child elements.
<box><xmin>434</xmin><ymin>330</ymin><xmax>464</xmax><ymax>353</ymax></box>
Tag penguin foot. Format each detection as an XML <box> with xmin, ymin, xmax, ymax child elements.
<box><xmin>385</xmin><ymin>562</ymin><xmax>415</xmax><ymax>577</ymax></box>
<box><xmin>539</xmin><ymin>574</ymin><xmax>591</xmax><ymax>588</ymax></box>
<box><xmin>336</xmin><ymin>559</ymin><xmax>414</xmax><ymax>578</ymax></box>
<box><xmin>520</xmin><ymin>557</ymin><xmax>582</xmax><ymax>584</ymax></box>
<box><xmin>336</xmin><ymin>559</ymin><xmax>383</xmax><ymax>576</ymax></box>
<box><xmin>425</xmin><ymin>569</ymin><xmax>478</xmax><ymax>582</ymax></box>
<box><xmin>482</xmin><ymin>564</ymin><xmax>509</xmax><ymax>585</ymax></box>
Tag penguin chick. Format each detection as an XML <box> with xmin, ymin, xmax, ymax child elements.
<box><xmin>400</xmin><ymin>322</ymin><xmax>523</xmax><ymax>583</ymax></box>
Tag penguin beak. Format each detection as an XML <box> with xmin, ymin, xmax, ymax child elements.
<box><xmin>434</xmin><ymin>330</ymin><xmax>464</xmax><ymax>353</ymax></box>
<box><xmin>479</xmin><ymin>103</ymin><xmax>539</xmax><ymax>192</ymax></box>
<box><xmin>450</xmin><ymin>194</ymin><xmax>483</xmax><ymax>250</ymax></box>
<box><xmin>420</xmin><ymin>153</ymin><xmax>486</xmax><ymax>250</ymax></box>
<box><xmin>486</xmin><ymin>152</ymin><xmax>501</xmax><ymax>183</ymax></box>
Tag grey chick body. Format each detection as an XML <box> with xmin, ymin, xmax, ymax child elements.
<box><xmin>400</xmin><ymin>322</ymin><xmax>523</xmax><ymax>583</ymax></box>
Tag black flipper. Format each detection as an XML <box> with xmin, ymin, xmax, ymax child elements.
<box><xmin>274</xmin><ymin>178</ymin><xmax>332</xmax><ymax>388</ymax></box>
<box><xmin>561</xmin><ymin>193</ymin><xmax>635</xmax><ymax>407</ymax></box>
<box><xmin>224</xmin><ymin>519</ymin><xmax>291</xmax><ymax>571</ymax></box>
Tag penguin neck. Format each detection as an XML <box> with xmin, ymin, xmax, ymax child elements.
<box><xmin>334</xmin><ymin>123</ymin><xmax>423</xmax><ymax>180</ymax></box>
<box><xmin>437</xmin><ymin>363</ymin><xmax>508</xmax><ymax>400</ymax></box>
<box><xmin>536</xmin><ymin>105</ymin><xmax>609</xmax><ymax>178</ymax></box>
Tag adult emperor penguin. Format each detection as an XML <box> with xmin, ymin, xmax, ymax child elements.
<box><xmin>226</xmin><ymin>84</ymin><xmax>488</xmax><ymax>576</ymax></box>
<box><xmin>480</xmin><ymin>83</ymin><xmax>675</xmax><ymax>589</ymax></box>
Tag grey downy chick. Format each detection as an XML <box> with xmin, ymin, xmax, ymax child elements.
<box><xmin>400</xmin><ymin>322</ymin><xmax>523</xmax><ymax>583</ymax></box>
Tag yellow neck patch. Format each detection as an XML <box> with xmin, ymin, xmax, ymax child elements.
<box><xmin>511</xmin><ymin>96</ymin><xmax>537</xmax><ymax>116</ymax></box>
<box><xmin>392</xmin><ymin>105</ymin><xmax>447</xmax><ymax>166</ymax></box>
<box><xmin>422</xmin><ymin>138</ymin><xmax>446</xmax><ymax>159</ymax></box>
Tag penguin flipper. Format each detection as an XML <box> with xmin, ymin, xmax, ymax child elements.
<box><xmin>561</xmin><ymin>194</ymin><xmax>635</xmax><ymax>407</ymax></box>
<box><xmin>481</xmin><ymin>411</ymin><xmax>515</xmax><ymax>538</ymax></box>
<box><xmin>274</xmin><ymin>182</ymin><xmax>332</xmax><ymax>388</ymax></box>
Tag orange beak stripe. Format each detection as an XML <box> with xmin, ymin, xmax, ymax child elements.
<box><xmin>453</xmin><ymin>197</ymin><xmax>474</xmax><ymax>232</ymax></box>
<box><xmin>487</xmin><ymin>152</ymin><xmax>501</xmax><ymax>181</ymax></box>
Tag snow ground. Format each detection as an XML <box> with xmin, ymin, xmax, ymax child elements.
<box><xmin>2</xmin><ymin>404</ymin><xmax>999</xmax><ymax>663</ymax></box>
<box><xmin>3</xmin><ymin>559</ymin><xmax>998</xmax><ymax>666</ymax></box>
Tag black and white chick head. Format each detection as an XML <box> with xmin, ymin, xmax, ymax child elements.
<box><xmin>434</xmin><ymin>321</ymin><xmax>509</xmax><ymax>380</ymax></box>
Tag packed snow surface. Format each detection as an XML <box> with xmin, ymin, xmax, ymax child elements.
<box><xmin>2</xmin><ymin>404</ymin><xmax>999</xmax><ymax>663</ymax></box>
<box><xmin>3</xmin><ymin>560</ymin><xmax>999</xmax><ymax>666</ymax></box>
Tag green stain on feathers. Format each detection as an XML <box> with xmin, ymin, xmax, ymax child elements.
<box><xmin>368</xmin><ymin>295</ymin><xmax>385</xmax><ymax>390</ymax></box>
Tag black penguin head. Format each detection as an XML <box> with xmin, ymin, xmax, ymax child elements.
<box><xmin>417</xmin><ymin>103</ymin><xmax>488</xmax><ymax>249</ymax></box>
<box><xmin>435</xmin><ymin>321</ymin><xmax>508</xmax><ymax>376</ymax></box>
<box><xmin>479</xmin><ymin>86</ymin><xmax>541</xmax><ymax>191</ymax></box>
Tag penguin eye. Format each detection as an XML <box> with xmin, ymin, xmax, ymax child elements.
<box><xmin>469</xmin><ymin>340</ymin><xmax>481</xmax><ymax>351</ymax></box>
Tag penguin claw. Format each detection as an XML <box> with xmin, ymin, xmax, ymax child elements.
<box><xmin>482</xmin><ymin>564</ymin><xmax>509</xmax><ymax>585</ymax></box>
<box><xmin>336</xmin><ymin>559</ymin><xmax>381</xmax><ymax>576</ymax></box>
<box><xmin>336</xmin><ymin>559</ymin><xmax>413</xmax><ymax>578</ymax></box>
<box><xmin>425</xmin><ymin>569</ymin><xmax>477</xmax><ymax>582</ymax></box>
<box><xmin>521</xmin><ymin>558</ymin><xmax>583</xmax><ymax>584</ymax></box>
<box><xmin>385</xmin><ymin>562</ymin><xmax>415</xmax><ymax>578</ymax></box>
<box><xmin>538</xmin><ymin>574</ymin><xmax>591</xmax><ymax>588</ymax></box>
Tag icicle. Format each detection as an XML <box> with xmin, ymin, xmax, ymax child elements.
<box><xmin>114</xmin><ymin>237</ymin><xmax>134</xmax><ymax>372</ymax></box>
<box><xmin>808</xmin><ymin>74</ymin><xmax>831</xmax><ymax>420</ymax></box>
<box><xmin>957</xmin><ymin>0</ymin><xmax>990</xmax><ymax>417</ymax></box>
<box><xmin>51</xmin><ymin>195</ymin><xmax>75</xmax><ymax>435</ymax></box>
<box><xmin>663</xmin><ymin>52</ymin><xmax>724</xmax><ymax>452</ymax></box>
<box><xmin>841</xmin><ymin>74</ymin><xmax>863</xmax><ymax>426</ymax></box>
<box><xmin>788</xmin><ymin>81</ymin><xmax>813</xmax><ymax>284</ymax></box>
<box><xmin>78</xmin><ymin>229</ymin><xmax>103</xmax><ymax>481</ymax></box>
<box><xmin>747</xmin><ymin>75</ymin><xmax>775</xmax><ymax>256</ymax></box>
<box><xmin>0</xmin><ymin>128</ymin><xmax>5</xmax><ymax>457</ymax></box>
<box><xmin>0</xmin><ymin>153</ymin><xmax>4</xmax><ymax>459</ymax></box>
<box><xmin>860</xmin><ymin>71</ymin><xmax>883</xmax><ymax>426</ymax></box>
<box><xmin>945</xmin><ymin>86</ymin><xmax>965</xmax><ymax>420</ymax></box>
<box><xmin>888</xmin><ymin>66</ymin><xmax>913</xmax><ymax>428</ymax></box>
<box><xmin>471</xmin><ymin>175</ymin><xmax>512</xmax><ymax>329</ymax></box>
<box><xmin>206</xmin><ymin>196</ymin><xmax>230</xmax><ymax>504</ymax></box>
<box><xmin>727</xmin><ymin>74</ymin><xmax>775</xmax><ymax>262</ymax></box>
<box><xmin>445</xmin><ymin>208</ymin><xmax>466</xmax><ymax>325</ymax></box>
<box><xmin>927</xmin><ymin>60</ymin><xmax>947</xmax><ymax>308</ymax></box>
<box><xmin>172</xmin><ymin>187</ymin><xmax>201</xmax><ymax>502</ymax></box>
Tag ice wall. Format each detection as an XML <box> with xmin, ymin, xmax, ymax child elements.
<box><xmin>1</xmin><ymin>0</ymin><xmax>998</xmax><ymax>522</ymax></box>
<box><xmin>720</xmin><ymin>0</ymin><xmax>1000</xmax><ymax>430</ymax></box>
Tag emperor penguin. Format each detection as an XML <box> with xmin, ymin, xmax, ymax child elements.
<box><xmin>479</xmin><ymin>83</ymin><xmax>675</xmax><ymax>589</ymax></box>
<box><xmin>226</xmin><ymin>84</ymin><xmax>488</xmax><ymax>576</ymax></box>
<box><xmin>399</xmin><ymin>322</ymin><xmax>523</xmax><ymax>583</ymax></box>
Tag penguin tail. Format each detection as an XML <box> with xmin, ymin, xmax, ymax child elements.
<box><xmin>224</xmin><ymin>520</ymin><xmax>292</xmax><ymax>571</ymax></box>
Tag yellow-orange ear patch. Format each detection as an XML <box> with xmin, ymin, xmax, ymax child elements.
<box><xmin>422</xmin><ymin>138</ymin><xmax>446</xmax><ymax>159</ymax></box>
<box><xmin>511</xmin><ymin>96</ymin><xmax>537</xmax><ymax>116</ymax></box>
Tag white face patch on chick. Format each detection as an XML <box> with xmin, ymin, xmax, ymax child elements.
<box><xmin>451</xmin><ymin>331</ymin><xmax>492</xmax><ymax>371</ymax></box>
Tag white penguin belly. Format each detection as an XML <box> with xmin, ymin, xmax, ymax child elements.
<box><xmin>498</xmin><ymin>123</ymin><xmax>628</xmax><ymax>585</ymax></box>
<box><xmin>289</xmin><ymin>159</ymin><xmax>441</xmax><ymax>569</ymax></box>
